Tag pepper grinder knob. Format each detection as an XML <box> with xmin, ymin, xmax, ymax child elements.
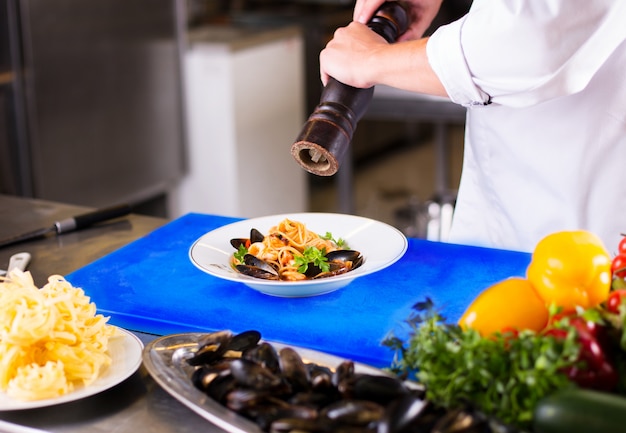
<box><xmin>291</xmin><ymin>1</ymin><xmax>409</xmax><ymax>176</ymax></box>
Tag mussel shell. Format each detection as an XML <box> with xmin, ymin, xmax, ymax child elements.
<box><xmin>305</xmin><ymin>250</ymin><xmax>364</xmax><ymax>279</ymax></box>
<box><xmin>431</xmin><ymin>406</ymin><xmax>488</xmax><ymax>433</ymax></box>
<box><xmin>236</xmin><ymin>254</ymin><xmax>279</xmax><ymax>280</ymax></box>
<box><xmin>332</xmin><ymin>360</ymin><xmax>355</xmax><ymax>387</ymax></box>
<box><xmin>230</xmin><ymin>358</ymin><xmax>284</xmax><ymax>391</ymax></box>
<box><xmin>228</xmin><ymin>330</ymin><xmax>262</xmax><ymax>352</ymax></box>
<box><xmin>244</xmin><ymin>342</ymin><xmax>281</xmax><ymax>374</ymax></box>
<box><xmin>320</xmin><ymin>399</ymin><xmax>385</xmax><ymax>426</ymax></box>
<box><xmin>377</xmin><ymin>395</ymin><xmax>428</xmax><ymax>433</ymax></box>
<box><xmin>278</xmin><ymin>347</ymin><xmax>311</xmax><ymax>392</ymax></box>
<box><xmin>191</xmin><ymin>365</ymin><xmax>216</xmax><ymax>392</ymax></box>
<box><xmin>225</xmin><ymin>388</ymin><xmax>271</xmax><ymax>412</ymax></box>
<box><xmin>255</xmin><ymin>405</ymin><xmax>319</xmax><ymax>432</ymax></box>
<box><xmin>205</xmin><ymin>372</ymin><xmax>238</xmax><ymax>403</ymax></box>
<box><xmin>242</xmin><ymin>254</ymin><xmax>275</xmax><ymax>270</ymax></box>
<box><xmin>236</xmin><ymin>265</ymin><xmax>280</xmax><ymax>280</ymax></box>
<box><xmin>326</xmin><ymin>249</ymin><xmax>364</xmax><ymax>269</ymax></box>
<box><xmin>339</xmin><ymin>374</ymin><xmax>411</xmax><ymax>404</ymax></box>
<box><xmin>307</xmin><ymin>364</ymin><xmax>334</xmax><ymax>391</ymax></box>
<box><xmin>250</xmin><ymin>228</ymin><xmax>264</xmax><ymax>244</ymax></box>
<box><xmin>289</xmin><ymin>390</ymin><xmax>339</xmax><ymax>408</ymax></box>
<box><xmin>187</xmin><ymin>330</ymin><xmax>234</xmax><ymax>366</ymax></box>
<box><xmin>230</xmin><ymin>238</ymin><xmax>248</xmax><ymax>249</ymax></box>
<box><xmin>269</xmin><ymin>417</ymin><xmax>329</xmax><ymax>433</ymax></box>
<box><xmin>230</xmin><ymin>228</ymin><xmax>265</xmax><ymax>249</ymax></box>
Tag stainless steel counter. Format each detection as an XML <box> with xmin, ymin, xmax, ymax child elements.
<box><xmin>0</xmin><ymin>194</ymin><xmax>227</xmax><ymax>433</ymax></box>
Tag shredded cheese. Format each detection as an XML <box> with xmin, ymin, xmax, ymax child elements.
<box><xmin>0</xmin><ymin>270</ymin><xmax>116</xmax><ymax>401</ymax></box>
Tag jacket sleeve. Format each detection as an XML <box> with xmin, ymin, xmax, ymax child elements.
<box><xmin>426</xmin><ymin>0</ymin><xmax>626</xmax><ymax>107</ymax></box>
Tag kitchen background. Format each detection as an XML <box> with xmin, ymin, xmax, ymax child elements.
<box><xmin>0</xmin><ymin>0</ymin><xmax>470</xmax><ymax>240</ymax></box>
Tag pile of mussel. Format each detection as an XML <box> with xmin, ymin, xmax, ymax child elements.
<box><xmin>186</xmin><ymin>330</ymin><xmax>517</xmax><ymax>433</ymax></box>
<box><xmin>230</xmin><ymin>229</ymin><xmax>364</xmax><ymax>281</ymax></box>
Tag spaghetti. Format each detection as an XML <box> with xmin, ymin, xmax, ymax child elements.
<box><xmin>231</xmin><ymin>218</ymin><xmax>354</xmax><ymax>281</ymax></box>
<box><xmin>0</xmin><ymin>270</ymin><xmax>116</xmax><ymax>401</ymax></box>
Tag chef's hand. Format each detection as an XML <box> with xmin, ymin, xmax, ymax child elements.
<box><xmin>319</xmin><ymin>0</ymin><xmax>448</xmax><ymax>96</ymax></box>
<box><xmin>320</xmin><ymin>21</ymin><xmax>389</xmax><ymax>88</ymax></box>
<box><xmin>354</xmin><ymin>0</ymin><xmax>444</xmax><ymax>42</ymax></box>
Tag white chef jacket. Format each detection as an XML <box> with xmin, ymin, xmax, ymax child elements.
<box><xmin>426</xmin><ymin>0</ymin><xmax>626</xmax><ymax>253</ymax></box>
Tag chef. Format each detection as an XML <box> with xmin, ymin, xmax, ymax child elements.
<box><xmin>320</xmin><ymin>0</ymin><xmax>626</xmax><ymax>253</ymax></box>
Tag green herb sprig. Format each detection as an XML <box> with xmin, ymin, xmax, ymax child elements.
<box><xmin>321</xmin><ymin>232</ymin><xmax>348</xmax><ymax>249</ymax></box>
<box><xmin>383</xmin><ymin>299</ymin><xmax>580</xmax><ymax>429</ymax></box>
<box><xmin>233</xmin><ymin>244</ymin><xmax>248</xmax><ymax>263</ymax></box>
<box><xmin>294</xmin><ymin>246</ymin><xmax>329</xmax><ymax>274</ymax></box>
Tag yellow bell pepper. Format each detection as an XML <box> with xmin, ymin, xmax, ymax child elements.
<box><xmin>526</xmin><ymin>230</ymin><xmax>612</xmax><ymax>312</ymax></box>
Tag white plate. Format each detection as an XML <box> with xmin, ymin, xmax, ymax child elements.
<box><xmin>189</xmin><ymin>213</ymin><xmax>408</xmax><ymax>297</ymax></box>
<box><xmin>0</xmin><ymin>328</ymin><xmax>143</xmax><ymax>410</ymax></box>
<box><xmin>143</xmin><ymin>332</ymin><xmax>409</xmax><ymax>433</ymax></box>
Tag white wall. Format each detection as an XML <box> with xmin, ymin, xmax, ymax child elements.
<box><xmin>169</xmin><ymin>26</ymin><xmax>308</xmax><ymax>218</ymax></box>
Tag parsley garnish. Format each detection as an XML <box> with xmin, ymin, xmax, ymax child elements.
<box><xmin>321</xmin><ymin>232</ymin><xmax>348</xmax><ymax>249</ymax></box>
<box><xmin>233</xmin><ymin>244</ymin><xmax>248</xmax><ymax>263</ymax></box>
<box><xmin>295</xmin><ymin>246</ymin><xmax>329</xmax><ymax>274</ymax></box>
<box><xmin>383</xmin><ymin>299</ymin><xmax>580</xmax><ymax>429</ymax></box>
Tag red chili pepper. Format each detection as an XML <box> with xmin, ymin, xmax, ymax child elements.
<box><xmin>544</xmin><ymin>315</ymin><xmax>618</xmax><ymax>391</ymax></box>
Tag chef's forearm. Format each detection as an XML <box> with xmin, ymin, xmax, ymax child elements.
<box><xmin>370</xmin><ymin>37</ymin><xmax>449</xmax><ymax>97</ymax></box>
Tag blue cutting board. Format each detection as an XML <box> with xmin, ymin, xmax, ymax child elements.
<box><xmin>66</xmin><ymin>213</ymin><xmax>531</xmax><ymax>368</ymax></box>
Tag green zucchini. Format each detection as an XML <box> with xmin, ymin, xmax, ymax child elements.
<box><xmin>534</xmin><ymin>388</ymin><xmax>626</xmax><ymax>433</ymax></box>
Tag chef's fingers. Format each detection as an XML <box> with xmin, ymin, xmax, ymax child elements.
<box><xmin>353</xmin><ymin>0</ymin><xmax>387</xmax><ymax>24</ymax></box>
<box><xmin>320</xmin><ymin>67</ymin><xmax>329</xmax><ymax>87</ymax></box>
<box><xmin>355</xmin><ymin>0</ymin><xmax>445</xmax><ymax>42</ymax></box>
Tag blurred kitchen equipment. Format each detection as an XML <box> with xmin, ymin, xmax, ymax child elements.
<box><xmin>0</xmin><ymin>0</ymin><xmax>186</xmax><ymax>215</ymax></box>
<box><xmin>169</xmin><ymin>25</ymin><xmax>307</xmax><ymax>218</ymax></box>
<box><xmin>395</xmin><ymin>191</ymin><xmax>456</xmax><ymax>241</ymax></box>
<box><xmin>0</xmin><ymin>203</ymin><xmax>131</xmax><ymax>249</ymax></box>
<box><xmin>0</xmin><ymin>251</ymin><xmax>31</xmax><ymax>276</ymax></box>
<box><xmin>291</xmin><ymin>1</ymin><xmax>409</xmax><ymax>176</ymax></box>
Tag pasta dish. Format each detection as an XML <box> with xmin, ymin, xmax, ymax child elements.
<box><xmin>230</xmin><ymin>218</ymin><xmax>362</xmax><ymax>281</ymax></box>
<box><xmin>0</xmin><ymin>270</ymin><xmax>116</xmax><ymax>401</ymax></box>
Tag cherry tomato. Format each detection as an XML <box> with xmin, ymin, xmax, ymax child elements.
<box><xmin>606</xmin><ymin>289</ymin><xmax>626</xmax><ymax>313</ymax></box>
<box><xmin>619</xmin><ymin>236</ymin><xmax>626</xmax><ymax>255</ymax></box>
<box><xmin>611</xmin><ymin>254</ymin><xmax>626</xmax><ymax>279</ymax></box>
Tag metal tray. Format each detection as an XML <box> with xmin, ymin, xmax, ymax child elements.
<box><xmin>142</xmin><ymin>332</ymin><xmax>399</xmax><ymax>433</ymax></box>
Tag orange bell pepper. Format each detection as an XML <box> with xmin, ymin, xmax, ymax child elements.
<box><xmin>458</xmin><ymin>277</ymin><xmax>549</xmax><ymax>336</ymax></box>
<box><xmin>526</xmin><ymin>230</ymin><xmax>612</xmax><ymax>312</ymax></box>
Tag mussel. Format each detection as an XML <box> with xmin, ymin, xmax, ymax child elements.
<box><xmin>231</xmin><ymin>228</ymin><xmax>265</xmax><ymax>249</ymax></box>
<box><xmin>191</xmin><ymin>366</ymin><xmax>237</xmax><ymax>402</ymax></box>
<box><xmin>187</xmin><ymin>330</ymin><xmax>510</xmax><ymax>433</ymax></box>
<box><xmin>321</xmin><ymin>399</ymin><xmax>386</xmax><ymax>426</ymax></box>
<box><xmin>278</xmin><ymin>347</ymin><xmax>310</xmax><ymax>392</ymax></box>
<box><xmin>305</xmin><ymin>249</ymin><xmax>364</xmax><ymax>279</ymax></box>
<box><xmin>338</xmin><ymin>374</ymin><xmax>411</xmax><ymax>404</ymax></box>
<box><xmin>230</xmin><ymin>358</ymin><xmax>284</xmax><ymax>391</ymax></box>
<box><xmin>377</xmin><ymin>395</ymin><xmax>428</xmax><ymax>433</ymax></box>
<box><xmin>229</xmin><ymin>330</ymin><xmax>262</xmax><ymax>352</ymax></box>
<box><xmin>244</xmin><ymin>342</ymin><xmax>281</xmax><ymax>374</ymax></box>
<box><xmin>431</xmin><ymin>406</ymin><xmax>489</xmax><ymax>433</ymax></box>
<box><xmin>187</xmin><ymin>330</ymin><xmax>234</xmax><ymax>366</ymax></box>
<box><xmin>236</xmin><ymin>254</ymin><xmax>280</xmax><ymax>280</ymax></box>
<box><xmin>187</xmin><ymin>329</ymin><xmax>261</xmax><ymax>366</ymax></box>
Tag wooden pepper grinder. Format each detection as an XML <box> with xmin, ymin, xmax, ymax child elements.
<box><xmin>291</xmin><ymin>1</ymin><xmax>409</xmax><ymax>176</ymax></box>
